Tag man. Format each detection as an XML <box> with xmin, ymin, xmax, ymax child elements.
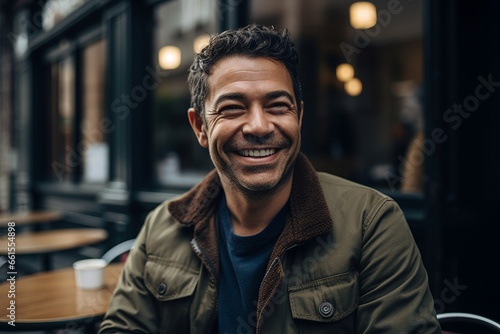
<box><xmin>99</xmin><ymin>25</ymin><xmax>441</xmax><ymax>333</ymax></box>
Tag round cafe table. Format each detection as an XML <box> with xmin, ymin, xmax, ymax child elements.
<box><xmin>0</xmin><ymin>210</ymin><xmax>62</xmax><ymax>228</ymax></box>
<box><xmin>0</xmin><ymin>228</ymin><xmax>107</xmax><ymax>255</ymax></box>
<box><xmin>0</xmin><ymin>228</ymin><xmax>108</xmax><ymax>270</ymax></box>
<box><xmin>0</xmin><ymin>263</ymin><xmax>123</xmax><ymax>331</ymax></box>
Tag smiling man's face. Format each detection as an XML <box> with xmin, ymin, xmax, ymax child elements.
<box><xmin>188</xmin><ymin>56</ymin><xmax>303</xmax><ymax>193</ymax></box>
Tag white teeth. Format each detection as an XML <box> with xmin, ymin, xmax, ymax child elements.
<box><xmin>239</xmin><ymin>149</ymin><xmax>276</xmax><ymax>157</ymax></box>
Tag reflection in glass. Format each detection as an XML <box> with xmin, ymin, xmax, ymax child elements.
<box><xmin>250</xmin><ymin>0</ymin><xmax>424</xmax><ymax>192</ymax></box>
<box><xmin>150</xmin><ymin>0</ymin><xmax>424</xmax><ymax>192</ymax></box>
<box><xmin>152</xmin><ymin>0</ymin><xmax>216</xmax><ymax>187</ymax></box>
<box><xmin>49</xmin><ymin>57</ymin><xmax>75</xmax><ymax>181</ymax></box>
<box><xmin>81</xmin><ymin>39</ymin><xmax>108</xmax><ymax>183</ymax></box>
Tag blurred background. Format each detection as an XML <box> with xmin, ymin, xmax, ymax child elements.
<box><xmin>0</xmin><ymin>0</ymin><xmax>499</xmax><ymax>329</ymax></box>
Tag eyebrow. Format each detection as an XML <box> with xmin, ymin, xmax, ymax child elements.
<box><xmin>212</xmin><ymin>92</ymin><xmax>246</xmax><ymax>109</ymax></box>
<box><xmin>212</xmin><ymin>90</ymin><xmax>295</xmax><ymax>110</ymax></box>
<box><xmin>265</xmin><ymin>90</ymin><xmax>295</xmax><ymax>104</ymax></box>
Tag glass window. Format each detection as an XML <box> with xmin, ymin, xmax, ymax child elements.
<box><xmin>47</xmin><ymin>38</ymin><xmax>108</xmax><ymax>183</ymax></box>
<box><xmin>49</xmin><ymin>56</ymin><xmax>75</xmax><ymax>182</ymax></box>
<box><xmin>151</xmin><ymin>0</ymin><xmax>423</xmax><ymax>193</ymax></box>
<box><xmin>152</xmin><ymin>0</ymin><xmax>217</xmax><ymax>187</ymax></box>
<box><xmin>81</xmin><ymin>39</ymin><xmax>108</xmax><ymax>183</ymax></box>
<box><xmin>250</xmin><ymin>0</ymin><xmax>424</xmax><ymax>193</ymax></box>
<box><xmin>42</xmin><ymin>0</ymin><xmax>87</xmax><ymax>31</ymax></box>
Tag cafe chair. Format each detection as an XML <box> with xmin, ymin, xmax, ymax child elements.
<box><xmin>438</xmin><ymin>312</ymin><xmax>500</xmax><ymax>334</ymax></box>
<box><xmin>101</xmin><ymin>238</ymin><xmax>136</xmax><ymax>264</ymax></box>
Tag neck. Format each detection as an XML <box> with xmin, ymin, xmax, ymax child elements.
<box><xmin>221</xmin><ymin>177</ymin><xmax>293</xmax><ymax>237</ymax></box>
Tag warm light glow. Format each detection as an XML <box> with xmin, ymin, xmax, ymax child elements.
<box><xmin>336</xmin><ymin>63</ymin><xmax>355</xmax><ymax>82</ymax></box>
<box><xmin>345</xmin><ymin>78</ymin><xmax>363</xmax><ymax>96</ymax></box>
<box><xmin>193</xmin><ymin>34</ymin><xmax>211</xmax><ymax>53</ymax></box>
<box><xmin>158</xmin><ymin>46</ymin><xmax>181</xmax><ymax>70</ymax></box>
<box><xmin>350</xmin><ymin>2</ymin><xmax>377</xmax><ymax>29</ymax></box>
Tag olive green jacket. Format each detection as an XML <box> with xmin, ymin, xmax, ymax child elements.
<box><xmin>99</xmin><ymin>154</ymin><xmax>441</xmax><ymax>333</ymax></box>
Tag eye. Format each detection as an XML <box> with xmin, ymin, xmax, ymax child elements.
<box><xmin>267</xmin><ymin>102</ymin><xmax>292</xmax><ymax>114</ymax></box>
<box><xmin>219</xmin><ymin>105</ymin><xmax>245</xmax><ymax>114</ymax></box>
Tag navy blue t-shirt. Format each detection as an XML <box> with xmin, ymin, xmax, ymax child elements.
<box><xmin>217</xmin><ymin>195</ymin><xmax>287</xmax><ymax>334</ymax></box>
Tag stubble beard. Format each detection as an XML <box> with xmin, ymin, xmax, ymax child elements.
<box><xmin>213</xmin><ymin>137</ymin><xmax>301</xmax><ymax>199</ymax></box>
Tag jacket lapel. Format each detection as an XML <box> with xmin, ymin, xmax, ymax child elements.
<box><xmin>168</xmin><ymin>170</ymin><xmax>223</xmax><ymax>280</ymax></box>
<box><xmin>256</xmin><ymin>153</ymin><xmax>334</xmax><ymax>331</ymax></box>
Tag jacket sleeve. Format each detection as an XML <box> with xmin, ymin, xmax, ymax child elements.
<box><xmin>98</xmin><ymin>213</ymin><xmax>158</xmax><ymax>333</ymax></box>
<box><xmin>356</xmin><ymin>198</ymin><xmax>441</xmax><ymax>333</ymax></box>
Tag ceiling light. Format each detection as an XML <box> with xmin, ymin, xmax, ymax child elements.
<box><xmin>158</xmin><ymin>46</ymin><xmax>181</xmax><ymax>70</ymax></box>
<box><xmin>350</xmin><ymin>2</ymin><xmax>377</xmax><ymax>29</ymax></box>
<box><xmin>345</xmin><ymin>78</ymin><xmax>363</xmax><ymax>96</ymax></box>
<box><xmin>336</xmin><ymin>63</ymin><xmax>355</xmax><ymax>82</ymax></box>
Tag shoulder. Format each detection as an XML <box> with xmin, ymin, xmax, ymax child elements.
<box><xmin>143</xmin><ymin>198</ymin><xmax>177</xmax><ymax>231</ymax></box>
<box><xmin>317</xmin><ymin>172</ymin><xmax>392</xmax><ymax>205</ymax></box>
<box><xmin>316</xmin><ymin>172</ymin><xmax>402</xmax><ymax>233</ymax></box>
<box><xmin>139</xmin><ymin>198</ymin><xmax>194</xmax><ymax>256</ymax></box>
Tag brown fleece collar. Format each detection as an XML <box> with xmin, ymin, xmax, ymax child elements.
<box><xmin>168</xmin><ymin>153</ymin><xmax>334</xmax><ymax>245</ymax></box>
<box><xmin>168</xmin><ymin>168</ymin><xmax>222</xmax><ymax>226</ymax></box>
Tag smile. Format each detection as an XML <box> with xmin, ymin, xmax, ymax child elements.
<box><xmin>238</xmin><ymin>149</ymin><xmax>277</xmax><ymax>157</ymax></box>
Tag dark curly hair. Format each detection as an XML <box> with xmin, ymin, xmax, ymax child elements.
<box><xmin>187</xmin><ymin>24</ymin><xmax>301</xmax><ymax>117</ymax></box>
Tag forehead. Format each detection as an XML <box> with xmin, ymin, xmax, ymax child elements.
<box><xmin>206</xmin><ymin>56</ymin><xmax>294</xmax><ymax>103</ymax></box>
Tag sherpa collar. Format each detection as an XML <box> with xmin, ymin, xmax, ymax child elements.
<box><xmin>168</xmin><ymin>153</ymin><xmax>333</xmax><ymax>242</ymax></box>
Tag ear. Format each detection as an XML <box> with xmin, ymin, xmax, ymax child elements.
<box><xmin>188</xmin><ymin>108</ymin><xmax>208</xmax><ymax>148</ymax></box>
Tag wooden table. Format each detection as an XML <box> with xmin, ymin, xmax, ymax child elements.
<box><xmin>0</xmin><ymin>228</ymin><xmax>108</xmax><ymax>255</ymax></box>
<box><xmin>0</xmin><ymin>228</ymin><xmax>108</xmax><ymax>270</ymax></box>
<box><xmin>0</xmin><ymin>210</ymin><xmax>62</xmax><ymax>228</ymax></box>
<box><xmin>0</xmin><ymin>263</ymin><xmax>123</xmax><ymax>331</ymax></box>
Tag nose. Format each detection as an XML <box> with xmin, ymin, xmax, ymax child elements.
<box><xmin>241</xmin><ymin>105</ymin><xmax>274</xmax><ymax>138</ymax></box>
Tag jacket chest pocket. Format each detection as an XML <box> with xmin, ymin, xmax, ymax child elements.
<box><xmin>144</xmin><ymin>259</ymin><xmax>199</xmax><ymax>333</ymax></box>
<box><xmin>288</xmin><ymin>271</ymin><xmax>359</xmax><ymax>334</ymax></box>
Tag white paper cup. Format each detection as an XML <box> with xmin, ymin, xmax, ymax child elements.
<box><xmin>73</xmin><ymin>259</ymin><xmax>107</xmax><ymax>290</ymax></box>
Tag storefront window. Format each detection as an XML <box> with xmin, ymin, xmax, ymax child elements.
<box><xmin>47</xmin><ymin>37</ymin><xmax>108</xmax><ymax>183</ymax></box>
<box><xmin>81</xmin><ymin>39</ymin><xmax>108</xmax><ymax>183</ymax></box>
<box><xmin>251</xmin><ymin>0</ymin><xmax>424</xmax><ymax>193</ymax></box>
<box><xmin>49</xmin><ymin>56</ymin><xmax>75</xmax><ymax>181</ymax></box>
<box><xmin>151</xmin><ymin>0</ymin><xmax>423</xmax><ymax>192</ymax></box>
<box><xmin>152</xmin><ymin>0</ymin><xmax>217</xmax><ymax>187</ymax></box>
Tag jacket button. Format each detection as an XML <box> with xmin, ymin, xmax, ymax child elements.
<box><xmin>318</xmin><ymin>301</ymin><xmax>334</xmax><ymax>318</ymax></box>
<box><xmin>157</xmin><ymin>282</ymin><xmax>167</xmax><ymax>295</ymax></box>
